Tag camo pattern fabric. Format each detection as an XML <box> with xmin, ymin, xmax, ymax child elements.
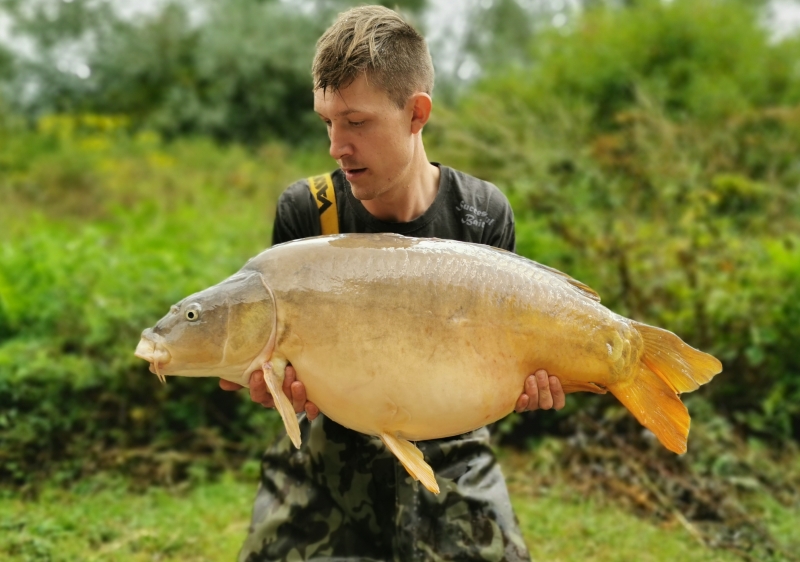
<box><xmin>239</xmin><ymin>414</ymin><xmax>531</xmax><ymax>562</ymax></box>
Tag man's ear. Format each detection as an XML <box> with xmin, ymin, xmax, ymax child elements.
<box><xmin>409</xmin><ymin>92</ymin><xmax>433</xmax><ymax>134</ymax></box>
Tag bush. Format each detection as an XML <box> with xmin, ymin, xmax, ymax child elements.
<box><xmin>0</xmin><ymin>116</ymin><xmax>329</xmax><ymax>484</ymax></box>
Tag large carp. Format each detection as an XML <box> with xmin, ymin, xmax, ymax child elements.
<box><xmin>134</xmin><ymin>233</ymin><xmax>721</xmax><ymax>494</ymax></box>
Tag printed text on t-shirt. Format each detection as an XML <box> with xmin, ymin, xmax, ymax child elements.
<box><xmin>457</xmin><ymin>200</ymin><xmax>496</xmax><ymax>228</ymax></box>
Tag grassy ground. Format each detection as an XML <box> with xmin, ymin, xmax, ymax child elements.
<box><xmin>1</xmin><ymin>464</ymin><xmax>761</xmax><ymax>562</ymax></box>
<box><xmin>511</xmin><ymin>492</ymin><xmax>739</xmax><ymax>562</ymax></box>
<box><xmin>0</xmin><ymin>474</ymin><xmax>254</xmax><ymax>562</ymax></box>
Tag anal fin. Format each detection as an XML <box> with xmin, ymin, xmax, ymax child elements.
<box><xmin>263</xmin><ymin>359</ymin><xmax>302</xmax><ymax>449</ymax></box>
<box><xmin>380</xmin><ymin>432</ymin><xmax>439</xmax><ymax>495</ymax></box>
<box><xmin>560</xmin><ymin>380</ymin><xmax>608</xmax><ymax>394</ymax></box>
<box><xmin>610</xmin><ymin>363</ymin><xmax>690</xmax><ymax>454</ymax></box>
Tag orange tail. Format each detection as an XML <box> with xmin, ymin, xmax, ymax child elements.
<box><xmin>609</xmin><ymin>322</ymin><xmax>723</xmax><ymax>454</ymax></box>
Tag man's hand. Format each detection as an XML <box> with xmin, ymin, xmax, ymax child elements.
<box><xmin>219</xmin><ymin>365</ymin><xmax>320</xmax><ymax>421</ymax></box>
<box><xmin>514</xmin><ymin>369</ymin><xmax>565</xmax><ymax>413</ymax></box>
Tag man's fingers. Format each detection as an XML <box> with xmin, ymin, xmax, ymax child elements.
<box><xmin>246</xmin><ymin>365</ymin><xmax>309</xmax><ymax>414</ymax></box>
<box><xmin>286</xmin><ymin>366</ymin><xmax>307</xmax><ymax>414</ymax></box>
<box><xmin>523</xmin><ymin>374</ymin><xmax>539</xmax><ymax>411</ymax></box>
<box><xmin>519</xmin><ymin>370</ymin><xmax>566</xmax><ymax>413</ymax></box>
<box><xmin>514</xmin><ymin>393</ymin><xmax>529</xmax><ymax>413</ymax></box>
<box><xmin>283</xmin><ymin>366</ymin><xmax>296</xmax><ymax>399</ymax></box>
<box><xmin>286</xmin><ymin>367</ymin><xmax>318</xmax><ymax>418</ymax></box>
<box><xmin>248</xmin><ymin>370</ymin><xmax>274</xmax><ymax>407</ymax></box>
<box><xmin>290</xmin><ymin>381</ymin><xmax>307</xmax><ymax>414</ymax></box>
<box><xmin>306</xmin><ymin>402</ymin><xmax>320</xmax><ymax>421</ymax></box>
<box><xmin>550</xmin><ymin>375</ymin><xmax>566</xmax><ymax>410</ymax></box>
<box><xmin>535</xmin><ymin>369</ymin><xmax>554</xmax><ymax>410</ymax></box>
<box><xmin>219</xmin><ymin>379</ymin><xmax>243</xmax><ymax>391</ymax></box>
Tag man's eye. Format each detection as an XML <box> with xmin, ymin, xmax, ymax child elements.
<box><xmin>349</xmin><ymin>121</ymin><xmax>364</xmax><ymax>127</ymax></box>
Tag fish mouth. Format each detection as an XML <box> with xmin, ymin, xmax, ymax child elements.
<box><xmin>134</xmin><ymin>335</ymin><xmax>172</xmax><ymax>383</ymax></box>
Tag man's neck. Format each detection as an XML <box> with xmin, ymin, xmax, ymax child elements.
<box><xmin>360</xmin><ymin>150</ymin><xmax>441</xmax><ymax>223</ymax></box>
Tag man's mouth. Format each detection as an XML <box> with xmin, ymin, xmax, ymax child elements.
<box><xmin>344</xmin><ymin>168</ymin><xmax>367</xmax><ymax>181</ymax></box>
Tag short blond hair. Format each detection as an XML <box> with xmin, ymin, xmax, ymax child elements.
<box><xmin>312</xmin><ymin>5</ymin><xmax>434</xmax><ymax>108</ymax></box>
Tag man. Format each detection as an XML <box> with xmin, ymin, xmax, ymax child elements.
<box><xmin>220</xmin><ymin>6</ymin><xmax>566</xmax><ymax>561</ymax></box>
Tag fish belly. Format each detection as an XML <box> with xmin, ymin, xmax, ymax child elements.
<box><xmin>256</xmin><ymin>235</ymin><xmax>624</xmax><ymax>441</ymax></box>
<box><xmin>288</xmin><ymin>314</ymin><xmax>524</xmax><ymax>439</ymax></box>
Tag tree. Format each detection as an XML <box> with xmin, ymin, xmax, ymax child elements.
<box><xmin>0</xmin><ymin>0</ymin><xmax>429</xmax><ymax>144</ymax></box>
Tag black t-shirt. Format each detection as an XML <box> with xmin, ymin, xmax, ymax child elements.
<box><xmin>272</xmin><ymin>164</ymin><xmax>516</xmax><ymax>251</ymax></box>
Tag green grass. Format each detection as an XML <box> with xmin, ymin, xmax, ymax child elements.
<box><xmin>511</xmin><ymin>491</ymin><xmax>739</xmax><ymax>562</ymax></box>
<box><xmin>0</xmin><ymin>474</ymin><xmax>255</xmax><ymax>561</ymax></box>
<box><xmin>4</xmin><ymin>470</ymin><xmax>788</xmax><ymax>562</ymax></box>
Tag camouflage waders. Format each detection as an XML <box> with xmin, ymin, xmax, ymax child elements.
<box><xmin>239</xmin><ymin>414</ymin><xmax>530</xmax><ymax>562</ymax></box>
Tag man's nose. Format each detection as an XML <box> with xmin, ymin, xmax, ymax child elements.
<box><xmin>328</xmin><ymin>125</ymin><xmax>353</xmax><ymax>160</ymax></box>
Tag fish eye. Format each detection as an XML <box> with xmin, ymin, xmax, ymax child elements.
<box><xmin>184</xmin><ymin>304</ymin><xmax>201</xmax><ymax>322</ymax></box>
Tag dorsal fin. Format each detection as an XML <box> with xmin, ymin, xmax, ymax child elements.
<box><xmin>530</xmin><ymin>260</ymin><xmax>601</xmax><ymax>302</ymax></box>
<box><xmin>490</xmin><ymin>246</ymin><xmax>602</xmax><ymax>302</ymax></box>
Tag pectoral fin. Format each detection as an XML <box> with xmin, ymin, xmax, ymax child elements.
<box><xmin>380</xmin><ymin>432</ymin><xmax>439</xmax><ymax>494</ymax></box>
<box><xmin>263</xmin><ymin>359</ymin><xmax>302</xmax><ymax>449</ymax></box>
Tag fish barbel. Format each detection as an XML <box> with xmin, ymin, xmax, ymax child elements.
<box><xmin>134</xmin><ymin>233</ymin><xmax>722</xmax><ymax>494</ymax></box>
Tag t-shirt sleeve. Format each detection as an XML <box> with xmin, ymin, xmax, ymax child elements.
<box><xmin>482</xmin><ymin>189</ymin><xmax>516</xmax><ymax>253</ymax></box>
<box><xmin>271</xmin><ymin>180</ymin><xmax>321</xmax><ymax>245</ymax></box>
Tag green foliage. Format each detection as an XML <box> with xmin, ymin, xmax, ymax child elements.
<box><xmin>1</xmin><ymin>0</ymin><xmax>799</xmax><ymax>486</ymax></box>
<box><xmin>1</xmin><ymin>0</ymin><xmax>323</xmax><ymax>145</ymax></box>
<box><xmin>87</xmin><ymin>0</ymin><xmax>323</xmax><ymax>144</ymax></box>
<box><xmin>0</xmin><ymin>116</ymin><xmax>328</xmax><ymax>484</ymax></box>
<box><xmin>471</xmin><ymin>0</ymin><xmax>800</xmax><ymax>126</ymax></box>
<box><xmin>429</xmin><ymin>0</ymin><xmax>800</xmax><ymax>441</ymax></box>
<box><xmin>0</xmin><ymin>0</ymin><xmax>431</xmax><ymax>145</ymax></box>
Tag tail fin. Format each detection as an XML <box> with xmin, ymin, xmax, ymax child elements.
<box><xmin>634</xmin><ymin>322</ymin><xmax>722</xmax><ymax>393</ymax></box>
<box><xmin>609</xmin><ymin>322</ymin><xmax>722</xmax><ymax>454</ymax></box>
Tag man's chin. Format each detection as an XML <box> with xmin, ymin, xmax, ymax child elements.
<box><xmin>350</xmin><ymin>187</ymin><xmax>377</xmax><ymax>201</ymax></box>
<box><xmin>347</xmin><ymin>179</ymin><xmax>379</xmax><ymax>201</ymax></box>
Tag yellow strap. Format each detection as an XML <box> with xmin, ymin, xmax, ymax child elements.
<box><xmin>307</xmin><ymin>173</ymin><xmax>339</xmax><ymax>235</ymax></box>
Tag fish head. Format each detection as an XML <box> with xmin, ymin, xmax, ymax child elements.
<box><xmin>134</xmin><ymin>271</ymin><xmax>276</xmax><ymax>384</ymax></box>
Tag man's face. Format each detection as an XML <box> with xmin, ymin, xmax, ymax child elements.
<box><xmin>314</xmin><ymin>74</ymin><xmax>415</xmax><ymax>201</ymax></box>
